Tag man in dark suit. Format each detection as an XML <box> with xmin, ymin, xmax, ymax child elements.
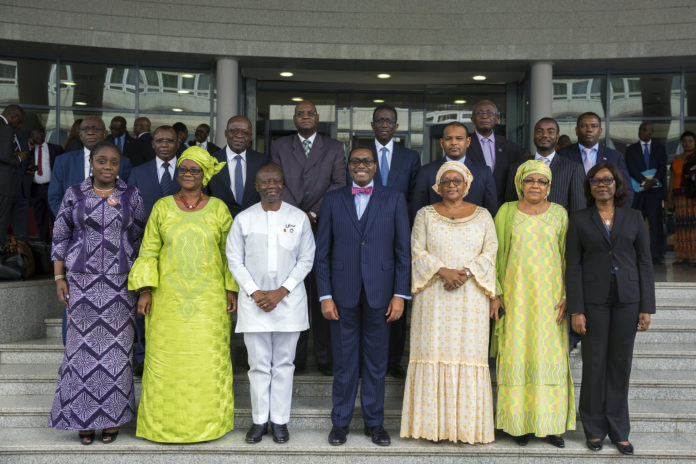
<box><xmin>28</xmin><ymin>127</ymin><xmax>63</xmax><ymax>242</ymax></box>
<box><xmin>270</xmin><ymin>100</ymin><xmax>346</xmax><ymax>375</ymax></box>
<box><xmin>625</xmin><ymin>122</ymin><xmax>667</xmax><ymax>263</ymax></box>
<box><xmin>411</xmin><ymin>122</ymin><xmax>498</xmax><ymax>220</ymax></box>
<box><xmin>315</xmin><ymin>147</ymin><xmax>410</xmax><ymax>447</ymax></box>
<box><xmin>0</xmin><ymin>105</ymin><xmax>28</xmax><ymax>246</ymax></box>
<box><xmin>208</xmin><ymin>116</ymin><xmax>268</xmax><ymax>217</ymax></box>
<box><xmin>173</xmin><ymin>122</ymin><xmax>189</xmax><ymax>156</ymax></box>
<box><xmin>106</xmin><ymin>116</ymin><xmax>133</xmax><ymax>155</ymax></box>
<box><xmin>466</xmin><ymin>100</ymin><xmax>522</xmax><ymax>207</ymax></box>
<box><xmin>505</xmin><ymin>117</ymin><xmax>586</xmax><ymax>213</ymax></box>
<box><xmin>557</xmin><ymin>112</ymin><xmax>634</xmax><ymax>206</ymax></box>
<box><xmin>367</xmin><ymin>103</ymin><xmax>420</xmax><ymax>379</ymax></box>
<box><xmin>48</xmin><ymin>116</ymin><xmax>132</xmax><ymax>216</ymax></box>
<box><xmin>189</xmin><ymin>123</ymin><xmax>221</xmax><ymax>153</ymax></box>
<box><xmin>124</xmin><ymin>117</ymin><xmax>156</xmax><ymax>167</ymax></box>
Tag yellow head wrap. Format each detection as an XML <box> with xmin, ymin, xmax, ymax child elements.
<box><xmin>514</xmin><ymin>159</ymin><xmax>552</xmax><ymax>199</ymax></box>
<box><xmin>432</xmin><ymin>160</ymin><xmax>474</xmax><ymax>198</ymax></box>
<box><xmin>177</xmin><ymin>146</ymin><xmax>225</xmax><ymax>187</ymax></box>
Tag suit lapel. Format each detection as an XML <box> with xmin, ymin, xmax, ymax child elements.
<box><xmin>591</xmin><ymin>207</ymin><xmax>612</xmax><ymax>246</ymax></box>
<box><xmin>597</xmin><ymin>144</ymin><xmax>609</xmax><ymax>164</ymax></box>
<box><xmin>292</xmin><ymin>134</ymin><xmax>309</xmax><ymax>167</ymax></box>
<box><xmin>387</xmin><ymin>145</ymin><xmax>403</xmax><ymax>188</ymax></box>
<box><xmin>305</xmin><ymin>135</ymin><xmax>323</xmax><ymax>173</ymax></box>
<box><xmin>242</xmin><ymin>151</ymin><xmax>260</xmax><ymax>205</ymax></box>
<box><xmin>363</xmin><ymin>185</ymin><xmax>384</xmax><ymax>234</ymax></box>
<box><xmin>341</xmin><ymin>187</ymin><xmax>361</xmax><ymax>234</ymax></box>
<box><xmin>610</xmin><ymin>207</ymin><xmax>625</xmax><ymax>245</ymax></box>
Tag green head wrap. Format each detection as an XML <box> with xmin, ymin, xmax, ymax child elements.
<box><xmin>514</xmin><ymin>159</ymin><xmax>552</xmax><ymax>199</ymax></box>
<box><xmin>177</xmin><ymin>146</ymin><xmax>225</xmax><ymax>187</ymax></box>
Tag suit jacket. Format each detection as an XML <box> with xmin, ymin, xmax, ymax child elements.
<box><xmin>625</xmin><ymin>140</ymin><xmax>667</xmax><ymax>200</ymax></box>
<box><xmin>410</xmin><ymin>157</ymin><xmax>498</xmax><ymax>221</ymax></box>
<box><xmin>270</xmin><ymin>133</ymin><xmax>346</xmax><ymax>215</ymax></box>
<box><xmin>24</xmin><ymin>142</ymin><xmax>64</xmax><ymax>199</ymax></box>
<box><xmin>505</xmin><ymin>154</ymin><xmax>586</xmax><ymax>213</ymax></box>
<box><xmin>188</xmin><ymin>140</ymin><xmax>221</xmax><ymax>154</ymax></box>
<box><xmin>466</xmin><ymin>133</ymin><xmax>522</xmax><ymax>207</ymax></box>
<box><xmin>207</xmin><ymin>147</ymin><xmax>268</xmax><ymax>218</ymax></box>
<box><xmin>48</xmin><ymin>149</ymin><xmax>132</xmax><ymax>215</ymax></box>
<box><xmin>315</xmin><ymin>184</ymin><xmax>411</xmax><ymax>309</ymax></box>
<box><xmin>566</xmin><ymin>206</ymin><xmax>655</xmax><ymax>315</ymax></box>
<box><xmin>127</xmin><ymin>158</ymin><xmax>180</xmax><ymax>218</ymax></box>
<box><xmin>557</xmin><ymin>143</ymin><xmax>634</xmax><ymax>206</ymax></box>
<box><xmin>0</xmin><ymin>119</ymin><xmax>24</xmax><ymax>198</ymax></box>
<box><xmin>367</xmin><ymin>141</ymin><xmax>421</xmax><ymax>203</ymax></box>
<box><xmin>125</xmin><ymin>132</ymin><xmax>156</xmax><ymax>167</ymax></box>
<box><xmin>106</xmin><ymin>133</ymin><xmax>134</xmax><ymax>155</ymax></box>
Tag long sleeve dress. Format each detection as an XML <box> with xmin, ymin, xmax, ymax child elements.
<box><xmin>128</xmin><ymin>196</ymin><xmax>238</xmax><ymax>443</ymax></box>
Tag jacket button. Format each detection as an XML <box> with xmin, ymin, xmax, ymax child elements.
<box><xmin>615</xmin><ymin>266</ymin><xmax>619</xmax><ymax>271</ymax></box>
<box><xmin>361</xmin><ymin>241</ymin><xmax>366</xmax><ymax>245</ymax></box>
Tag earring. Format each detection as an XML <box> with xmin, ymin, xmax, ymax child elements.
<box><xmin>116</xmin><ymin>175</ymin><xmax>119</xmax><ymax>180</ymax></box>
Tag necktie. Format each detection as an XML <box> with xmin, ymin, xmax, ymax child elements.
<box><xmin>303</xmin><ymin>139</ymin><xmax>311</xmax><ymax>157</ymax></box>
<box><xmin>117</xmin><ymin>136</ymin><xmax>123</xmax><ymax>153</ymax></box>
<box><xmin>537</xmin><ymin>155</ymin><xmax>550</xmax><ymax>167</ymax></box>
<box><xmin>12</xmin><ymin>136</ymin><xmax>20</xmax><ymax>153</ymax></box>
<box><xmin>351</xmin><ymin>186</ymin><xmax>373</xmax><ymax>195</ymax></box>
<box><xmin>234</xmin><ymin>154</ymin><xmax>244</xmax><ymax>205</ymax></box>
<box><xmin>643</xmin><ymin>143</ymin><xmax>650</xmax><ymax>169</ymax></box>
<box><xmin>380</xmin><ymin>147</ymin><xmax>389</xmax><ymax>186</ymax></box>
<box><xmin>583</xmin><ymin>148</ymin><xmax>593</xmax><ymax>174</ymax></box>
<box><xmin>483</xmin><ymin>138</ymin><xmax>495</xmax><ymax>171</ymax></box>
<box><xmin>37</xmin><ymin>145</ymin><xmax>43</xmax><ymax>176</ymax></box>
<box><xmin>160</xmin><ymin>161</ymin><xmax>172</xmax><ymax>195</ymax></box>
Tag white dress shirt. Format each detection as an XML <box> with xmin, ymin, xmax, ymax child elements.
<box><xmin>83</xmin><ymin>147</ymin><xmax>92</xmax><ymax>179</ymax></box>
<box><xmin>33</xmin><ymin>142</ymin><xmax>51</xmax><ymax>184</ymax></box>
<box><xmin>155</xmin><ymin>156</ymin><xmax>177</xmax><ymax>182</ymax></box>
<box><xmin>298</xmin><ymin>132</ymin><xmax>317</xmax><ymax>148</ymax></box>
<box><xmin>196</xmin><ymin>140</ymin><xmax>208</xmax><ymax>150</ymax></box>
<box><xmin>226</xmin><ymin>146</ymin><xmax>247</xmax><ymax>197</ymax></box>
<box><xmin>534</xmin><ymin>151</ymin><xmax>556</xmax><ymax>166</ymax></box>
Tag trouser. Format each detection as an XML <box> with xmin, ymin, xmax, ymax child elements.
<box><xmin>0</xmin><ymin>194</ymin><xmax>11</xmax><ymax>245</ymax></box>
<box><xmin>30</xmin><ymin>183</ymin><xmax>52</xmax><ymax>242</ymax></box>
<box><xmin>579</xmin><ymin>275</ymin><xmax>639</xmax><ymax>442</ymax></box>
<box><xmin>295</xmin><ymin>269</ymin><xmax>332</xmax><ymax>369</ymax></box>
<box><xmin>245</xmin><ymin>331</ymin><xmax>300</xmax><ymax>425</ymax></box>
<box><xmin>388</xmin><ymin>301</ymin><xmax>407</xmax><ymax>365</ymax></box>
<box><xmin>633</xmin><ymin>190</ymin><xmax>665</xmax><ymax>259</ymax></box>
<box><xmin>134</xmin><ymin>313</ymin><xmax>145</xmax><ymax>364</ymax></box>
<box><xmin>9</xmin><ymin>196</ymin><xmax>28</xmax><ymax>238</ymax></box>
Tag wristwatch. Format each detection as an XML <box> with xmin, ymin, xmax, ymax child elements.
<box><xmin>464</xmin><ymin>268</ymin><xmax>472</xmax><ymax>278</ymax></box>
<box><xmin>309</xmin><ymin>211</ymin><xmax>317</xmax><ymax>220</ymax></box>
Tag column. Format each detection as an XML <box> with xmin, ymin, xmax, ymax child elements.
<box><xmin>529</xmin><ymin>62</ymin><xmax>553</xmax><ymax>154</ymax></box>
<box><xmin>215</xmin><ymin>57</ymin><xmax>239</xmax><ymax>148</ymax></box>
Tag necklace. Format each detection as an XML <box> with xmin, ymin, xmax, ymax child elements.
<box><xmin>178</xmin><ymin>192</ymin><xmax>203</xmax><ymax>209</ymax></box>
<box><xmin>599</xmin><ymin>210</ymin><xmax>614</xmax><ymax>227</ymax></box>
<box><xmin>93</xmin><ymin>185</ymin><xmax>115</xmax><ymax>194</ymax></box>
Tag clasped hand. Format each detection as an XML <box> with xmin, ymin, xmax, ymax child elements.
<box><xmin>438</xmin><ymin>267</ymin><xmax>469</xmax><ymax>291</ymax></box>
<box><xmin>251</xmin><ymin>288</ymin><xmax>288</xmax><ymax>312</ymax></box>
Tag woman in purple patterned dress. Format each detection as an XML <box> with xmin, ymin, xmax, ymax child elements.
<box><xmin>49</xmin><ymin>141</ymin><xmax>145</xmax><ymax>445</ymax></box>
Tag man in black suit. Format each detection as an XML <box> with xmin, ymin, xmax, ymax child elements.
<box><xmin>557</xmin><ymin>112</ymin><xmax>634</xmax><ymax>206</ymax></box>
<box><xmin>106</xmin><ymin>116</ymin><xmax>133</xmax><ymax>155</ymax></box>
<box><xmin>189</xmin><ymin>123</ymin><xmax>221</xmax><ymax>154</ymax></box>
<box><xmin>466</xmin><ymin>100</ymin><xmax>522</xmax><ymax>207</ymax></box>
<box><xmin>173</xmin><ymin>122</ymin><xmax>188</xmax><ymax>156</ymax></box>
<box><xmin>28</xmin><ymin>127</ymin><xmax>63</xmax><ymax>242</ymax></box>
<box><xmin>505</xmin><ymin>117</ymin><xmax>586</xmax><ymax>213</ymax></box>
<box><xmin>625</xmin><ymin>122</ymin><xmax>667</xmax><ymax>263</ymax></box>
<box><xmin>125</xmin><ymin>117</ymin><xmax>156</xmax><ymax>167</ymax></box>
<box><xmin>411</xmin><ymin>122</ymin><xmax>498</xmax><ymax>220</ymax></box>
<box><xmin>208</xmin><ymin>116</ymin><xmax>268</xmax><ymax>218</ymax></box>
<box><xmin>0</xmin><ymin>105</ymin><xmax>28</xmax><ymax>246</ymax></box>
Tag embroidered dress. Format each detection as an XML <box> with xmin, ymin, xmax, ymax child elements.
<box><xmin>400</xmin><ymin>205</ymin><xmax>497</xmax><ymax>444</ymax></box>
<box><xmin>49</xmin><ymin>179</ymin><xmax>145</xmax><ymax>431</ymax></box>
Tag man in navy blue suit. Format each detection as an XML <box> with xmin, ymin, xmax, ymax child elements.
<box><xmin>366</xmin><ymin>104</ymin><xmax>420</xmax><ymax>379</ymax></box>
<box><xmin>625</xmin><ymin>121</ymin><xmax>667</xmax><ymax>263</ymax></box>
<box><xmin>411</xmin><ymin>122</ymin><xmax>498</xmax><ymax>221</ymax></box>
<box><xmin>316</xmin><ymin>147</ymin><xmax>411</xmax><ymax>447</ymax></box>
<box><xmin>0</xmin><ymin>105</ymin><xmax>29</xmax><ymax>246</ymax></box>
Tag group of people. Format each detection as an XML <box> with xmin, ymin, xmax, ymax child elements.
<box><xmin>0</xmin><ymin>99</ymin><xmax>658</xmax><ymax>454</ymax></box>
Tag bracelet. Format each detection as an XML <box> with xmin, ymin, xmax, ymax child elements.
<box><xmin>54</xmin><ymin>274</ymin><xmax>65</xmax><ymax>281</ymax></box>
<box><xmin>139</xmin><ymin>289</ymin><xmax>151</xmax><ymax>295</ymax></box>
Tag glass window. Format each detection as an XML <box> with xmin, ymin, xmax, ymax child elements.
<box><xmin>552</xmin><ymin>76</ymin><xmax>606</xmax><ymax>119</ymax></box>
<box><xmin>59</xmin><ymin>62</ymin><xmax>135</xmax><ymax>110</ymax></box>
<box><xmin>609</xmin><ymin>73</ymin><xmax>679</xmax><ymax>118</ymax></box>
<box><xmin>138</xmin><ymin>68</ymin><xmax>212</xmax><ymax>113</ymax></box>
<box><xmin>256</xmin><ymin>91</ymin><xmax>336</xmax><ymax>146</ymax></box>
<box><xmin>607</xmin><ymin>121</ymin><xmax>681</xmax><ymax>155</ymax></box>
<box><xmin>16</xmin><ymin>109</ymin><xmax>56</xmax><ymax>144</ymax></box>
<box><xmin>684</xmin><ymin>73</ymin><xmax>696</xmax><ymax>117</ymax></box>
<box><xmin>0</xmin><ymin>58</ymin><xmax>55</xmax><ymax>107</ymax></box>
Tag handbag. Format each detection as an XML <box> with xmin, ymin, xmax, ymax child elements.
<box><xmin>25</xmin><ymin>239</ymin><xmax>52</xmax><ymax>275</ymax></box>
<box><xmin>1</xmin><ymin>237</ymin><xmax>35</xmax><ymax>280</ymax></box>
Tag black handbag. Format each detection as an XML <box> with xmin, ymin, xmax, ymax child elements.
<box><xmin>0</xmin><ymin>251</ymin><xmax>26</xmax><ymax>280</ymax></box>
<box><xmin>25</xmin><ymin>240</ymin><xmax>52</xmax><ymax>275</ymax></box>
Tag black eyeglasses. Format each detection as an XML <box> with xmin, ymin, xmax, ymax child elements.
<box><xmin>179</xmin><ymin>167</ymin><xmax>203</xmax><ymax>176</ymax></box>
<box><xmin>226</xmin><ymin>128</ymin><xmax>251</xmax><ymax>136</ymax></box>
<box><xmin>589</xmin><ymin>177</ymin><xmax>615</xmax><ymax>186</ymax></box>
<box><xmin>373</xmin><ymin>118</ymin><xmax>397</xmax><ymax>126</ymax></box>
<box><xmin>522</xmin><ymin>178</ymin><xmax>550</xmax><ymax>186</ymax></box>
<box><xmin>439</xmin><ymin>178</ymin><xmax>464</xmax><ymax>186</ymax></box>
<box><xmin>154</xmin><ymin>138</ymin><xmax>177</xmax><ymax>144</ymax></box>
<box><xmin>474</xmin><ymin>111</ymin><xmax>497</xmax><ymax>118</ymax></box>
<box><xmin>348</xmin><ymin>158</ymin><xmax>376</xmax><ymax>167</ymax></box>
<box><xmin>294</xmin><ymin>111</ymin><xmax>317</xmax><ymax>117</ymax></box>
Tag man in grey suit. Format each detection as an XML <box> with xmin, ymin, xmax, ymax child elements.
<box><xmin>506</xmin><ymin>117</ymin><xmax>586</xmax><ymax>213</ymax></box>
<box><xmin>270</xmin><ymin>100</ymin><xmax>346</xmax><ymax>375</ymax></box>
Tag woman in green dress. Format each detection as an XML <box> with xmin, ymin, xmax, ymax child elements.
<box><xmin>490</xmin><ymin>160</ymin><xmax>575</xmax><ymax>447</ymax></box>
<box><xmin>129</xmin><ymin>146</ymin><xmax>238</xmax><ymax>443</ymax></box>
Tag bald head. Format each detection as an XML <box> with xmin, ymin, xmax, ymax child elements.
<box><xmin>79</xmin><ymin>116</ymin><xmax>107</xmax><ymax>150</ymax></box>
<box><xmin>256</xmin><ymin>164</ymin><xmax>283</xmax><ymax>183</ymax></box>
<box><xmin>2</xmin><ymin>104</ymin><xmax>24</xmax><ymax>131</ymax></box>
<box><xmin>133</xmin><ymin>117</ymin><xmax>151</xmax><ymax>136</ymax></box>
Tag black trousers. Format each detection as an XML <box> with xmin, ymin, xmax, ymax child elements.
<box><xmin>632</xmin><ymin>189</ymin><xmax>665</xmax><ymax>259</ymax></box>
<box><xmin>31</xmin><ymin>183</ymin><xmax>52</xmax><ymax>242</ymax></box>
<box><xmin>294</xmin><ymin>268</ymin><xmax>332</xmax><ymax>369</ymax></box>
<box><xmin>388</xmin><ymin>303</ymin><xmax>407</xmax><ymax>365</ymax></box>
<box><xmin>0</xmin><ymin>194</ymin><xmax>11</xmax><ymax>245</ymax></box>
<box><xmin>579</xmin><ymin>275</ymin><xmax>640</xmax><ymax>442</ymax></box>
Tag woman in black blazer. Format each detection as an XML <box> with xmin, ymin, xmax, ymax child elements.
<box><xmin>566</xmin><ymin>162</ymin><xmax>655</xmax><ymax>455</ymax></box>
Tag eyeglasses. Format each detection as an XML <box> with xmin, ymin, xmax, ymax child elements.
<box><xmin>80</xmin><ymin>126</ymin><xmax>106</xmax><ymax>133</ymax></box>
<box><xmin>589</xmin><ymin>177</ymin><xmax>615</xmax><ymax>186</ymax></box>
<box><xmin>522</xmin><ymin>178</ymin><xmax>550</xmax><ymax>186</ymax></box>
<box><xmin>226</xmin><ymin>128</ymin><xmax>251</xmax><ymax>136</ymax></box>
<box><xmin>179</xmin><ymin>167</ymin><xmax>203</xmax><ymax>176</ymax></box>
<box><xmin>474</xmin><ymin>111</ymin><xmax>497</xmax><ymax>118</ymax></box>
<box><xmin>348</xmin><ymin>158</ymin><xmax>376</xmax><ymax>167</ymax></box>
<box><xmin>373</xmin><ymin>118</ymin><xmax>397</xmax><ymax>126</ymax></box>
<box><xmin>294</xmin><ymin>111</ymin><xmax>317</xmax><ymax>117</ymax></box>
<box><xmin>439</xmin><ymin>178</ymin><xmax>464</xmax><ymax>186</ymax></box>
<box><xmin>154</xmin><ymin>138</ymin><xmax>177</xmax><ymax>144</ymax></box>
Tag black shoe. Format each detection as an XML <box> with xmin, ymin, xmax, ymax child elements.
<box><xmin>512</xmin><ymin>434</ymin><xmax>529</xmax><ymax>446</ymax></box>
<box><xmin>586</xmin><ymin>439</ymin><xmax>603</xmax><ymax>451</ymax></box>
<box><xmin>364</xmin><ymin>425</ymin><xmax>391</xmax><ymax>446</ymax></box>
<box><xmin>673</xmin><ymin>259</ymin><xmax>689</xmax><ymax>266</ymax></box>
<box><xmin>615</xmin><ymin>441</ymin><xmax>634</xmax><ymax>455</ymax></box>
<box><xmin>388</xmin><ymin>363</ymin><xmax>406</xmax><ymax>379</ymax></box>
<box><xmin>132</xmin><ymin>361</ymin><xmax>143</xmax><ymax>377</ymax></box>
<box><xmin>547</xmin><ymin>435</ymin><xmax>565</xmax><ymax>448</ymax></box>
<box><xmin>318</xmin><ymin>363</ymin><xmax>333</xmax><ymax>376</ymax></box>
<box><xmin>328</xmin><ymin>426</ymin><xmax>349</xmax><ymax>446</ymax></box>
<box><xmin>270</xmin><ymin>422</ymin><xmax>289</xmax><ymax>443</ymax></box>
<box><xmin>245</xmin><ymin>423</ymin><xmax>268</xmax><ymax>443</ymax></box>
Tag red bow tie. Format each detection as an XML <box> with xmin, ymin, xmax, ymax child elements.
<box><xmin>352</xmin><ymin>186</ymin><xmax>373</xmax><ymax>196</ymax></box>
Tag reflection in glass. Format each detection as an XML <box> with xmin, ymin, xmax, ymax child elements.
<box><xmin>0</xmin><ymin>58</ymin><xmax>54</xmax><ymax>107</ymax></box>
<box><xmin>684</xmin><ymin>74</ymin><xmax>696</xmax><ymax>117</ymax></box>
<box><xmin>138</xmin><ymin>68</ymin><xmax>212</xmax><ymax>112</ymax></box>
<box><xmin>552</xmin><ymin>76</ymin><xmax>606</xmax><ymax>119</ymax></box>
<box><xmin>58</xmin><ymin>63</ymin><xmax>135</xmax><ymax>109</ymax></box>
<box><xmin>608</xmin><ymin>120</ymin><xmax>681</xmax><ymax>155</ymax></box>
<box><xmin>609</xmin><ymin>74</ymin><xmax>679</xmax><ymax>118</ymax></box>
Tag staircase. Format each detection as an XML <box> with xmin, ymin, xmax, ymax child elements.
<box><xmin>0</xmin><ymin>282</ymin><xmax>695</xmax><ymax>463</ymax></box>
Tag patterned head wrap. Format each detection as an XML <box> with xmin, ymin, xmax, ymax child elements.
<box><xmin>177</xmin><ymin>146</ymin><xmax>225</xmax><ymax>187</ymax></box>
<box><xmin>514</xmin><ymin>159</ymin><xmax>552</xmax><ymax>199</ymax></box>
<box><xmin>432</xmin><ymin>160</ymin><xmax>474</xmax><ymax>198</ymax></box>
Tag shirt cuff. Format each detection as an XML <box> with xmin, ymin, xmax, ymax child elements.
<box><xmin>241</xmin><ymin>280</ymin><xmax>260</xmax><ymax>296</ymax></box>
<box><xmin>394</xmin><ymin>294</ymin><xmax>411</xmax><ymax>300</ymax></box>
<box><xmin>280</xmin><ymin>277</ymin><xmax>300</xmax><ymax>293</ymax></box>
<box><xmin>319</xmin><ymin>295</ymin><xmax>332</xmax><ymax>302</ymax></box>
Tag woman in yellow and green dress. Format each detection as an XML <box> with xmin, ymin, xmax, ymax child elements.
<box><xmin>490</xmin><ymin>160</ymin><xmax>575</xmax><ymax>448</ymax></box>
<box><xmin>128</xmin><ymin>146</ymin><xmax>238</xmax><ymax>443</ymax></box>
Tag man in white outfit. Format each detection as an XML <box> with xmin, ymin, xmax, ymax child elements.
<box><xmin>226</xmin><ymin>164</ymin><xmax>315</xmax><ymax>444</ymax></box>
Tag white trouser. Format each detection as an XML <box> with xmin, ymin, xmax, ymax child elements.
<box><xmin>244</xmin><ymin>331</ymin><xmax>300</xmax><ymax>425</ymax></box>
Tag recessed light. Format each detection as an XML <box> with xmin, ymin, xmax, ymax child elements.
<box><xmin>291</xmin><ymin>97</ymin><xmax>303</xmax><ymax>102</ymax></box>
<box><xmin>373</xmin><ymin>99</ymin><xmax>384</xmax><ymax>103</ymax></box>
<box><xmin>177</xmin><ymin>90</ymin><xmax>191</xmax><ymax>94</ymax></box>
<box><xmin>377</xmin><ymin>73</ymin><xmax>391</xmax><ymax>79</ymax></box>
<box><xmin>181</xmin><ymin>74</ymin><xmax>195</xmax><ymax>78</ymax></box>
<box><xmin>172</xmin><ymin>108</ymin><xmax>183</xmax><ymax>112</ymax></box>
<box><xmin>62</xmin><ymin>81</ymin><xmax>76</xmax><ymax>86</ymax></box>
<box><xmin>454</xmin><ymin>99</ymin><xmax>467</xmax><ymax>104</ymax></box>
<box><xmin>74</xmin><ymin>101</ymin><xmax>87</xmax><ymax>106</ymax></box>
<box><xmin>473</xmin><ymin>75</ymin><xmax>487</xmax><ymax>81</ymax></box>
<box><xmin>280</xmin><ymin>72</ymin><xmax>294</xmax><ymax>77</ymax></box>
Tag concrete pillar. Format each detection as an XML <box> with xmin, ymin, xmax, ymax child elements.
<box><xmin>529</xmin><ymin>62</ymin><xmax>553</xmax><ymax>154</ymax></box>
<box><xmin>215</xmin><ymin>57</ymin><xmax>239</xmax><ymax>148</ymax></box>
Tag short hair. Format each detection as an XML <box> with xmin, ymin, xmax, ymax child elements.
<box><xmin>584</xmin><ymin>162</ymin><xmax>628</xmax><ymax>207</ymax></box>
<box><xmin>373</xmin><ymin>104</ymin><xmax>397</xmax><ymax>122</ymax></box>
<box><xmin>349</xmin><ymin>146</ymin><xmax>377</xmax><ymax>163</ymax></box>
<box><xmin>535</xmin><ymin>117</ymin><xmax>559</xmax><ymax>133</ymax></box>
<box><xmin>32</xmin><ymin>126</ymin><xmax>46</xmax><ymax>134</ymax></box>
<box><xmin>153</xmin><ymin>125</ymin><xmax>176</xmax><ymax>136</ymax></box>
<box><xmin>172</xmin><ymin>122</ymin><xmax>187</xmax><ymax>133</ymax></box>
<box><xmin>1</xmin><ymin>104</ymin><xmax>24</xmax><ymax>117</ymax></box>
<box><xmin>255</xmin><ymin>164</ymin><xmax>283</xmax><ymax>183</ymax></box>
<box><xmin>197</xmin><ymin>123</ymin><xmax>211</xmax><ymax>131</ymax></box>
<box><xmin>680</xmin><ymin>131</ymin><xmax>696</xmax><ymax>142</ymax></box>
<box><xmin>442</xmin><ymin>121</ymin><xmax>469</xmax><ymax>138</ymax></box>
<box><xmin>111</xmin><ymin>115</ymin><xmax>126</xmax><ymax>125</ymax></box>
<box><xmin>89</xmin><ymin>141</ymin><xmax>120</xmax><ymax>160</ymax></box>
<box><xmin>576</xmin><ymin>112</ymin><xmax>602</xmax><ymax>126</ymax></box>
<box><xmin>226</xmin><ymin>115</ymin><xmax>251</xmax><ymax>127</ymax></box>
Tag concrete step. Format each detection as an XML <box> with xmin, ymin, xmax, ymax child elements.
<box><xmin>569</xmin><ymin>344</ymin><xmax>696</xmax><ymax>370</ymax></box>
<box><xmin>634</xmin><ymin>319</ymin><xmax>696</xmax><ymax>344</ymax></box>
<box><xmin>0</xmin><ymin>427</ymin><xmax>693</xmax><ymax>463</ymax></box>
<box><xmin>44</xmin><ymin>318</ymin><xmax>61</xmax><ymax>339</ymax></box>
<box><xmin>0</xmin><ymin>339</ymin><xmax>64</xmax><ymax>364</ymax></box>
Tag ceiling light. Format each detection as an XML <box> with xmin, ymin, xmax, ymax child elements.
<box><xmin>473</xmin><ymin>75</ymin><xmax>487</xmax><ymax>81</ymax></box>
<box><xmin>377</xmin><ymin>73</ymin><xmax>391</xmax><ymax>79</ymax></box>
<box><xmin>291</xmin><ymin>97</ymin><xmax>303</xmax><ymax>102</ymax></box>
<box><xmin>74</xmin><ymin>101</ymin><xmax>87</xmax><ymax>106</ymax></box>
<box><xmin>373</xmin><ymin>99</ymin><xmax>384</xmax><ymax>103</ymax></box>
<box><xmin>280</xmin><ymin>72</ymin><xmax>294</xmax><ymax>77</ymax></box>
<box><xmin>177</xmin><ymin>90</ymin><xmax>191</xmax><ymax>94</ymax></box>
<box><xmin>62</xmin><ymin>81</ymin><xmax>76</xmax><ymax>86</ymax></box>
<box><xmin>181</xmin><ymin>74</ymin><xmax>195</xmax><ymax>78</ymax></box>
<box><xmin>172</xmin><ymin>108</ymin><xmax>183</xmax><ymax>112</ymax></box>
<box><xmin>454</xmin><ymin>99</ymin><xmax>467</xmax><ymax>104</ymax></box>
